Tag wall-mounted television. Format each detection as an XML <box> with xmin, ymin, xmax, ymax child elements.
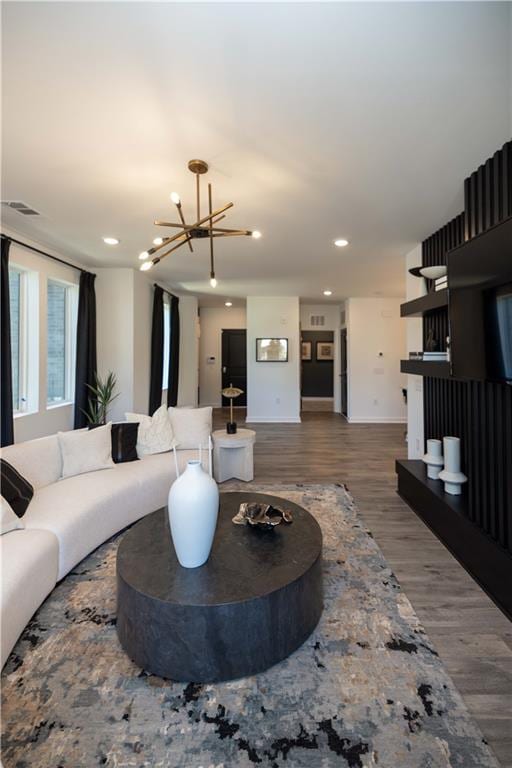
<box><xmin>448</xmin><ymin>217</ymin><xmax>512</xmax><ymax>383</ymax></box>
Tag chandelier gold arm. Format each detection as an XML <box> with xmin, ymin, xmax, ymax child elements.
<box><xmin>154</xmin><ymin>200</ymin><xmax>233</xmax><ymax>231</ymax></box>
<box><xmin>174</xmin><ymin>201</ymin><xmax>194</xmax><ymax>253</ymax></box>
<box><xmin>153</xmin><ymin>235</ymin><xmax>194</xmax><ymax>262</ymax></box>
<box><xmin>152</xmin><ymin>214</ymin><xmax>227</xmax><ymax>230</ymax></box>
<box><xmin>208</xmin><ymin>182</ymin><xmax>215</xmax><ymax>280</ymax></box>
<box><xmin>211</xmin><ymin>231</ymin><xmax>253</xmax><ymax>238</ymax></box>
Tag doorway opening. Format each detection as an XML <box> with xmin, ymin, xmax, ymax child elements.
<box><xmin>301</xmin><ymin>330</ymin><xmax>334</xmax><ymax>412</ymax></box>
<box><xmin>221</xmin><ymin>329</ymin><xmax>247</xmax><ymax>407</ymax></box>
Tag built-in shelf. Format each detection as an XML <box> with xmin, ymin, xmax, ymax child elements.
<box><xmin>400</xmin><ymin>289</ymin><xmax>448</xmax><ymax>317</ymax></box>
<box><xmin>400</xmin><ymin>359</ymin><xmax>451</xmax><ymax>378</ymax></box>
<box><xmin>396</xmin><ymin>459</ymin><xmax>512</xmax><ymax>619</ymax></box>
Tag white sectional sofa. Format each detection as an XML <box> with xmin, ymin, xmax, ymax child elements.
<box><xmin>0</xmin><ymin>432</ymin><xmax>208</xmax><ymax>668</ymax></box>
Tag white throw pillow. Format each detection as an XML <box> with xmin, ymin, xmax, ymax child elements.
<box><xmin>0</xmin><ymin>496</ymin><xmax>25</xmax><ymax>535</ymax></box>
<box><xmin>125</xmin><ymin>405</ymin><xmax>176</xmax><ymax>457</ymax></box>
<box><xmin>168</xmin><ymin>406</ymin><xmax>212</xmax><ymax>450</ymax></box>
<box><xmin>58</xmin><ymin>423</ymin><xmax>115</xmax><ymax>479</ymax></box>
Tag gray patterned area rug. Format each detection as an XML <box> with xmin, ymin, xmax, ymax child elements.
<box><xmin>1</xmin><ymin>484</ymin><xmax>499</xmax><ymax>768</ymax></box>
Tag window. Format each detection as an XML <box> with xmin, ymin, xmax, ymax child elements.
<box><xmin>47</xmin><ymin>279</ymin><xmax>77</xmax><ymax>406</ymax></box>
<box><xmin>9</xmin><ymin>268</ymin><xmax>22</xmax><ymax>411</ymax></box>
<box><xmin>162</xmin><ymin>299</ymin><xmax>170</xmax><ymax>390</ymax></box>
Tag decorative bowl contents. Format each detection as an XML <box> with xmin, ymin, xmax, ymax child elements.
<box><xmin>419</xmin><ymin>265</ymin><xmax>447</xmax><ymax>280</ymax></box>
<box><xmin>232</xmin><ymin>502</ymin><xmax>293</xmax><ymax>530</ymax></box>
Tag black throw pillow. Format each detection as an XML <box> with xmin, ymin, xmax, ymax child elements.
<box><xmin>0</xmin><ymin>459</ymin><xmax>34</xmax><ymax>518</ymax></box>
<box><xmin>111</xmin><ymin>423</ymin><xmax>139</xmax><ymax>464</ymax></box>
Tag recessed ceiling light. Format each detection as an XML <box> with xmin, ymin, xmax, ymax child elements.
<box><xmin>103</xmin><ymin>237</ymin><xmax>119</xmax><ymax>246</ymax></box>
<box><xmin>334</xmin><ymin>238</ymin><xmax>349</xmax><ymax>248</ymax></box>
<box><xmin>225</xmin><ymin>301</ymin><xmax>233</xmax><ymax>307</ymax></box>
<box><xmin>252</xmin><ymin>230</ymin><xmax>262</xmax><ymax>239</ymax></box>
<box><xmin>323</xmin><ymin>290</ymin><xmax>333</xmax><ymax>296</ymax></box>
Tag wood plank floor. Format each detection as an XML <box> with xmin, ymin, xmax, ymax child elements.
<box><xmin>213</xmin><ymin>409</ymin><xmax>512</xmax><ymax>768</ymax></box>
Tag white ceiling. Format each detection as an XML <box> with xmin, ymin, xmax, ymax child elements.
<box><xmin>2</xmin><ymin>2</ymin><xmax>511</xmax><ymax>305</ymax></box>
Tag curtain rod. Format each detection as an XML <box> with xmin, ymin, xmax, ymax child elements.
<box><xmin>1</xmin><ymin>234</ymin><xmax>89</xmax><ymax>274</ymax></box>
<box><xmin>154</xmin><ymin>283</ymin><xmax>178</xmax><ymax>300</ymax></box>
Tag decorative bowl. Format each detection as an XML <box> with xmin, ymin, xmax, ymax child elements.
<box><xmin>420</xmin><ymin>265</ymin><xmax>447</xmax><ymax>280</ymax></box>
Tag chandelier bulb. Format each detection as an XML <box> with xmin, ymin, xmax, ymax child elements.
<box><xmin>153</xmin><ymin>237</ymin><xmax>164</xmax><ymax>246</ymax></box>
<box><xmin>140</xmin><ymin>261</ymin><xmax>153</xmax><ymax>271</ymax></box>
<box><xmin>170</xmin><ymin>192</ymin><xmax>181</xmax><ymax>206</ymax></box>
<box><xmin>210</xmin><ymin>276</ymin><xmax>217</xmax><ymax>288</ymax></box>
<box><xmin>139</xmin><ymin>251</ymin><xmax>149</xmax><ymax>261</ymax></box>
<box><xmin>252</xmin><ymin>230</ymin><xmax>262</xmax><ymax>239</ymax></box>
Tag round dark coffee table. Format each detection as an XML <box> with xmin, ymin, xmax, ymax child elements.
<box><xmin>116</xmin><ymin>491</ymin><xmax>323</xmax><ymax>682</ymax></box>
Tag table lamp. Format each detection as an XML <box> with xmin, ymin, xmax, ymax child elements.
<box><xmin>221</xmin><ymin>383</ymin><xmax>244</xmax><ymax>434</ymax></box>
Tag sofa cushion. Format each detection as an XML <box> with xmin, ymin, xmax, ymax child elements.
<box><xmin>111</xmin><ymin>423</ymin><xmax>139</xmax><ymax>464</ymax></box>
<box><xmin>58</xmin><ymin>423</ymin><xmax>115</xmax><ymax>479</ymax></box>
<box><xmin>0</xmin><ymin>434</ymin><xmax>62</xmax><ymax>490</ymax></box>
<box><xmin>168</xmin><ymin>406</ymin><xmax>212</xmax><ymax>449</ymax></box>
<box><xmin>126</xmin><ymin>405</ymin><xmax>176</xmax><ymax>457</ymax></box>
<box><xmin>1</xmin><ymin>496</ymin><xmax>25</xmax><ymax>535</ymax></box>
<box><xmin>0</xmin><ymin>459</ymin><xmax>34</xmax><ymax>518</ymax></box>
<box><xmin>1</xmin><ymin>528</ymin><xmax>59</xmax><ymax>667</ymax></box>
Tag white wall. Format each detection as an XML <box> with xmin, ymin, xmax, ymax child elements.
<box><xmin>96</xmin><ymin>268</ymin><xmax>199</xmax><ymax>419</ymax></box>
<box><xmin>177</xmin><ymin>295</ymin><xmax>199</xmax><ymax>408</ymax></box>
<box><xmin>405</xmin><ymin>245</ymin><xmax>425</xmax><ymax>458</ymax></box>
<box><xmin>7</xmin><ymin>233</ymin><xmax>81</xmax><ymax>443</ymax></box>
<box><xmin>199</xmin><ymin>306</ymin><xmax>247</xmax><ymax>407</ymax></box>
<box><xmin>300</xmin><ymin>303</ymin><xmax>342</xmax><ymax>413</ymax></box>
<box><xmin>345</xmin><ymin>297</ymin><xmax>406</xmax><ymax>423</ymax></box>
<box><xmin>246</xmin><ymin>297</ymin><xmax>301</xmax><ymax>423</ymax></box>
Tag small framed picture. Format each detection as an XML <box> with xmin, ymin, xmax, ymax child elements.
<box><xmin>256</xmin><ymin>338</ymin><xmax>288</xmax><ymax>362</ymax></box>
<box><xmin>316</xmin><ymin>341</ymin><xmax>334</xmax><ymax>361</ymax></box>
<box><xmin>301</xmin><ymin>341</ymin><xmax>312</xmax><ymax>361</ymax></box>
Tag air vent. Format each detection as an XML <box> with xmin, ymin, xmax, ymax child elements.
<box><xmin>310</xmin><ymin>314</ymin><xmax>325</xmax><ymax>327</ymax></box>
<box><xmin>2</xmin><ymin>201</ymin><xmax>40</xmax><ymax>216</ymax></box>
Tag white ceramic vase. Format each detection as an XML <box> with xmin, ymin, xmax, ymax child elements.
<box><xmin>422</xmin><ymin>438</ymin><xmax>444</xmax><ymax>480</ymax></box>
<box><xmin>438</xmin><ymin>436</ymin><xmax>467</xmax><ymax>495</ymax></box>
<box><xmin>168</xmin><ymin>460</ymin><xmax>219</xmax><ymax>568</ymax></box>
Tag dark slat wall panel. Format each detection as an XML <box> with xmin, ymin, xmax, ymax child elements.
<box><xmin>422</xmin><ymin>213</ymin><xmax>465</xmax><ymax>352</ymax></box>
<box><xmin>422</xmin><ymin>139</ymin><xmax>512</xmax><ymax>556</ymax></box>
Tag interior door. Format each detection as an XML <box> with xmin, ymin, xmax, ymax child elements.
<box><xmin>221</xmin><ymin>329</ymin><xmax>247</xmax><ymax>406</ymax></box>
<box><xmin>340</xmin><ymin>328</ymin><xmax>348</xmax><ymax>416</ymax></box>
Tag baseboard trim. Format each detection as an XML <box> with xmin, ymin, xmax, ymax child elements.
<box><xmin>347</xmin><ymin>416</ymin><xmax>407</xmax><ymax>424</ymax></box>
<box><xmin>301</xmin><ymin>397</ymin><xmax>334</xmax><ymax>402</ymax></box>
<box><xmin>246</xmin><ymin>417</ymin><xmax>302</xmax><ymax>424</ymax></box>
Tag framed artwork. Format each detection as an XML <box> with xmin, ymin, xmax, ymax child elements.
<box><xmin>316</xmin><ymin>341</ymin><xmax>334</xmax><ymax>361</ymax></box>
<box><xmin>256</xmin><ymin>338</ymin><xmax>288</xmax><ymax>362</ymax></box>
<box><xmin>301</xmin><ymin>341</ymin><xmax>312</xmax><ymax>361</ymax></box>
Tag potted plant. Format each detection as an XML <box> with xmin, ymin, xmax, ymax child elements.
<box><xmin>82</xmin><ymin>371</ymin><xmax>119</xmax><ymax>427</ymax></box>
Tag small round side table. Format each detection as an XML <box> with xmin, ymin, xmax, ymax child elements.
<box><xmin>212</xmin><ymin>428</ymin><xmax>256</xmax><ymax>483</ymax></box>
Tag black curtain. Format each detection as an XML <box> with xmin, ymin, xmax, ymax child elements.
<box><xmin>1</xmin><ymin>237</ymin><xmax>14</xmax><ymax>446</ymax></box>
<box><xmin>149</xmin><ymin>285</ymin><xmax>164</xmax><ymax>415</ymax></box>
<box><xmin>167</xmin><ymin>295</ymin><xmax>180</xmax><ymax>407</ymax></box>
<box><xmin>74</xmin><ymin>271</ymin><xmax>97</xmax><ymax>429</ymax></box>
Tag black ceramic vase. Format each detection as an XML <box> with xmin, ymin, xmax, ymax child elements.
<box><xmin>226</xmin><ymin>422</ymin><xmax>237</xmax><ymax>435</ymax></box>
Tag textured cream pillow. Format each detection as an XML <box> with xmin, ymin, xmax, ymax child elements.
<box><xmin>0</xmin><ymin>496</ymin><xmax>25</xmax><ymax>535</ymax></box>
<box><xmin>125</xmin><ymin>405</ymin><xmax>176</xmax><ymax>457</ymax></box>
<box><xmin>168</xmin><ymin>406</ymin><xmax>212</xmax><ymax>450</ymax></box>
<box><xmin>58</xmin><ymin>423</ymin><xmax>115</xmax><ymax>479</ymax></box>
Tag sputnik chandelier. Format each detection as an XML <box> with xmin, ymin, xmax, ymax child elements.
<box><xmin>138</xmin><ymin>159</ymin><xmax>261</xmax><ymax>286</ymax></box>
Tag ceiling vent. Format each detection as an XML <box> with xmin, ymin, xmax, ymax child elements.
<box><xmin>2</xmin><ymin>201</ymin><xmax>41</xmax><ymax>216</ymax></box>
<box><xmin>310</xmin><ymin>314</ymin><xmax>325</xmax><ymax>327</ymax></box>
